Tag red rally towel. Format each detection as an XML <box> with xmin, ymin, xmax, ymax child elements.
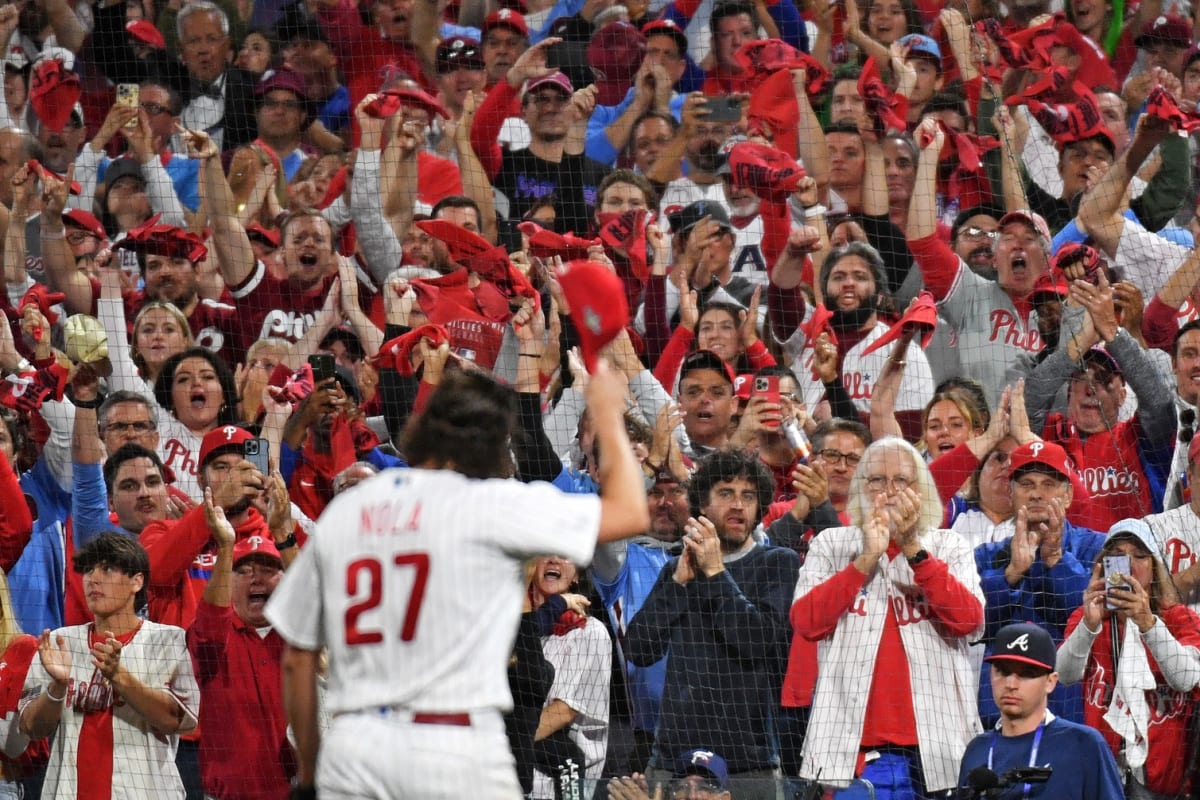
<box><xmin>374</xmin><ymin>324</ymin><xmax>450</xmax><ymax>376</ymax></box>
<box><xmin>861</xmin><ymin>291</ymin><xmax>938</xmax><ymax>356</ymax></box>
<box><xmin>859</xmin><ymin>56</ymin><xmax>908</xmax><ymax>136</ymax></box>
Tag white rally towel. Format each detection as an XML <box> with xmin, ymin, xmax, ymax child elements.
<box><xmin>1103</xmin><ymin>620</ymin><xmax>1155</xmax><ymax>770</ymax></box>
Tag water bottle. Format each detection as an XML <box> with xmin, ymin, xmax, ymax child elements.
<box><xmin>782</xmin><ymin>419</ymin><xmax>811</xmax><ymax>462</ymax></box>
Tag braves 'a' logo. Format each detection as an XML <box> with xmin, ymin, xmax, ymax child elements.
<box><xmin>1007</xmin><ymin>633</ymin><xmax>1031</xmax><ymax>652</ymax></box>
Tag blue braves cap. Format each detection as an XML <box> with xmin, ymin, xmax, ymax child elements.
<box><xmin>984</xmin><ymin>623</ymin><xmax>1056</xmax><ymax>673</ymax></box>
<box><xmin>675</xmin><ymin>749</ymin><xmax>729</xmax><ymax>788</ymax></box>
<box><xmin>899</xmin><ymin>33</ymin><xmax>942</xmax><ymax>67</ymax></box>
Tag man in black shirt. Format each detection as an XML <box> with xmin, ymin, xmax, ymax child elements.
<box><xmin>492</xmin><ymin>71</ymin><xmax>611</xmax><ymax>234</ymax></box>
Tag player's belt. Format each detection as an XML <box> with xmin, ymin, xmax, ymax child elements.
<box><xmin>412</xmin><ymin>712</ymin><xmax>472</xmax><ymax>726</ymax></box>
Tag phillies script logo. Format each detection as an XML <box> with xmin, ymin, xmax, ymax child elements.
<box><xmin>1080</xmin><ymin>465</ymin><xmax>1140</xmax><ymax>498</ymax></box>
<box><xmin>163</xmin><ymin>438</ymin><xmax>198</xmax><ymax>478</ymax></box>
<box><xmin>988</xmin><ymin>310</ymin><xmax>1042</xmax><ymax>352</ymax></box>
<box><xmin>851</xmin><ymin>588</ymin><xmax>930</xmax><ymax>625</ymax></box>
<box><xmin>66</xmin><ymin>676</ymin><xmax>123</xmax><ymax>714</ymax></box>
<box><xmin>1165</xmin><ymin>537</ymin><xmax>1197</xmax><ymax>574</ymax></box>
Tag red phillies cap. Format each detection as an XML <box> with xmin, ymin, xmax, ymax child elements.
<box><xmin>642</xmin><ymin>19</ymin><xmax>688</xmax><ymax>56</ymax></box>
<box><xmin>733</xmin><ymin>374</ymin><xmax>753</xmax><ymax>400</ymax></box>
<box><xmin>556</xmin><ymin>260</ymin><xmax>629</xmax><ymax>371</ymax></box>
<box><xmin>198</xmin><ymin>425</ymin><xmax>254</xmax><ymax>471</ymax></box>
<box><xmin>524</xmin><ymin>71</ymin><xmax>573</xmax><ymax>97</ymax></box>
<box><xmin>1135</xmin><ymin>14</ymin><xmax>1192</xmax><ymax>49</ymax></box>
<box><xmin>586</xmin><ymin>21</ymin><xmax>646</xmax><ymax>106</ymax></box>
<box><xmin>483</xmin><ymin>8</ymin><xmax>529</xmax><ymax>38</ymax></box>
<box><xmin>246</xmin><ymin>221</ymin><xmax>281</xmax><ymax>248</ymax></box>
<box><xmin>63</xmin><ymin>208</ymin><xmax>106</xmax><ymax>241</ymax></box>
<box><xmin>233</xmin><ymin>535</ymin><xmax>283</xmax><ymax>569</ymax></box>
<box><xmin>998</xmin><ymin>209</ymin><xmax>1051</xmax><ymax>243</ymax></box>
<box><xmin>1008</xmin><ymin>440</ymin><xmax>1073</xmax><ymax>481</ymax></box>
<box><xmin>125</xmin><ymin>19</ymin><xmax>165</xmax><ymax>49</ymax></box>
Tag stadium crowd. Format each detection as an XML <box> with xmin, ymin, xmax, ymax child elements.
<box><xmin>0</xmin><ymin>0</ymin><xmax>1195</xmax><ymax>796</ymax></box>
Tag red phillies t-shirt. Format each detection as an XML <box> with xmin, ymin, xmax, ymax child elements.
<box><xmin>227</xmin><ymin>262</ymin><xmax>336</xmax><ymax>357</ymax></box>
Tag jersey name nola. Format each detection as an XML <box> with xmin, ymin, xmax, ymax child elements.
<box><xmin>359</xmin><ymin>500</ymin><xmax>423</xmax><ymax>535</ymax></box>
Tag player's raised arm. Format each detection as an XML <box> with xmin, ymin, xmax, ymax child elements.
<box><xmin>587</xmin><ymin>361</ymin><xmax>651</xmax><ymax>543</ymax></box>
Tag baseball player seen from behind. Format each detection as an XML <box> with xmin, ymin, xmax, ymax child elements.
<box><xmin>265</xmin><ymin>362</ymin><xmax>650</xmax><ymax>799</ymax></box>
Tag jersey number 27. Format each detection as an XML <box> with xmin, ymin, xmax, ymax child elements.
<box><xmin>344</xmin><ymin>553</ymin><xmax>429</xmax><ymax>645</ymax></box>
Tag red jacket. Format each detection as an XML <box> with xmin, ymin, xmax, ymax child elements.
<box><xmin>139</xmin><ymin>505</ymin><xmax>271</xmax><ymax>630</ymax></box>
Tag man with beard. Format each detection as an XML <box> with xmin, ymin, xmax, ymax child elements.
<box><xmin>909</xmin><ymin>119</ymin><xmax>1046</xmax><ymax>406</ymax></box>
<box><xmin>626</xmin><ymin>451</ymin><xmax>798</xmax><ymax>800</ymax></box>
<box><xmin>33</xmin><ymin>104</ymin><xmax>85</xmax><ymax>178</ymax></box>
<box><xmin>656</xmin><ymin>93</ymin><xmax>734</xmax><ymax>220</ymax></box>
<box><xmin>974</xmin><ymin>440</ymin><xmax>1104</xmax><ymax>723</ymax></box>
<box><xmin>592</xmin><ymin>470</ymin><xmax>690</xmax><ymax>774</ymax></box>
<box><xmin>41</xmin><ymin>170</ymin><xmax>240</xmax><ymax>364</ymax></box>
<box><xmin>950</xmin><ymin>205</ymin><xmax>1002</xmax><ymax>280</ymax></box>
<box><xmin>791</xmin><ymin>242</ymin><xmax>934</xmax><ymax>442</ymax></box>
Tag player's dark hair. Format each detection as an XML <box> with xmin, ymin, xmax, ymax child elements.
<box><xmin>633</xmin><ymin>110</ymin><xmax>679</xmax><ymax>137</ymax></box>
<box><xmin>73</xmin><ymin>532</ymin><xmax>151</xmax><ymax>611</ymax></box>
<box><xmin>811</xmin><ymin>418</ymin><xmax>872</xmax><ymax>453</ymax></box>
<box><xmin>103</xmin><ymin>444</ymin><xmax>166</xmax><ymax>500</ymax></box>
<box><xmin>153</xmin><ymin>347</ymin><xmax>239</xmax><ymax>427</ymax></box>
<box><xmin>925</xmin><ymin>92</ymin><xmax>968</xmax><ymax>120</ymax></box>
<box><xmin>687</xmin><ymin>449</ymin><xmax>774</xmax><ymax>525</ymax></box>
<box><xmin>401</xmin><ymin>370</ymin><xmax>519</xmax><ymax>479</ymax></box>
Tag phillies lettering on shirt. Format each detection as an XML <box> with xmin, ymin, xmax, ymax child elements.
<box><xmin>794</xmin><ymin>321</ymin><xmax>934</xmax><ymax>416</ymax></box>
<box><xmin>1142</xmin><ymin>505</ymin><xmax>1200</xmax><ymax>615</ymax></box>
<box><xmin>851</xmin><ymin>590</ymin><xmax>931</xmax><ymax>625</ymax></box>
<box><xmin>988</xmin><ymin>309</ymin><xmax>1043</xmax><ymax>351</ymax></box>
<box><xmin>1164</xmin><ymin>537</ymin><xmax>1196</xmax><ymax>574</ymax></box>
<box><xmin>258</xmin><ymin>309</ymin><xmax>319</xmax><ymax>342</ymax></box>
<box><xmin>162</xmin><ymin>439</ymin><xmax>197</xmax><ymax>480</ymax></box>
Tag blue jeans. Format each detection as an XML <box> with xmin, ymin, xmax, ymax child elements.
<box><xmin>833</xmin><ymin>752</ymin><xmax>926</xmax><ymax>800</ymax></box>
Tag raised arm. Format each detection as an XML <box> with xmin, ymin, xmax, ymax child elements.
<box><xmin>1077</xmin><ymin>114</ymin><xmax>1172</xmax><ymax>259</ymax></box>
<box><xmin>4</xmin><ymin>165</ymin><xmax>34</xmax><ymax>293</ymax></box>
<box><xmin>353</xmin><ymin>98</ymin><xmax>406</xmax><ymax>284</ymax></box>
<box><xmin>186</xmin><ymin>127</ymin><xmax>256</xmax><ymax>289</ymax></box>
<box><xmin>589</xmin><ymin>360</ymin><xmax>651</xmax><ymax>543</ymax></box>
<box><xmin>455</xmin><ymin>91</ymin><xmax>497</xmax><ymax>244</ymax></box>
